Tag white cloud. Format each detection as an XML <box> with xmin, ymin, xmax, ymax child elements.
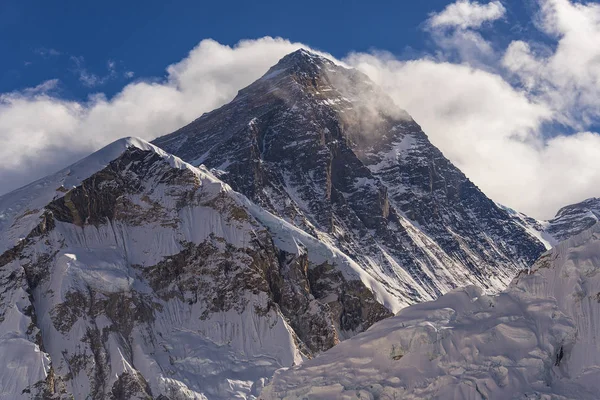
<box><xmin>22</xmin><ymin>79</ymin><xmax>60</xmax><ymax>96</ymax></box>
<box><xmin>0</xmin><ymin>38</ymin><xmax>304</xmax><ymax>196</ymax></box>
<box><xmin>425</xmin><ymin>1</ymin><xmax>504</xmax><ymax>69</ymax></box>
<box><xmin>3</xmin><ymin>1</ymin><xmax>600</xmax><ymax>220</ymax></box>
<box><xmin>345</xmin><ymin>0</ymin><xmax>600</xmax><ymax>219</ymax></box>
<box><xmin>428</xmin><ymin>0</ymin><xmax>506</xmax><ymax>30</ymax></box>
<box><xmin>503</xmin><ymin>0</ymin><xmax>600</xmax><ymax>129</ymax></box>
<box><xmin>70</xmin><ymin>56</ymin><xmax>115</xmax><ymax>87</ymax></box>
<box><xmin>70</xmin><ymin>56</ymin><xmax>130</xmax><ymax>87</ymax></box>
<box><xmin>345</xmin><ymin>53</ymin><xmax>556</xmax><ymax>214</ymax></box>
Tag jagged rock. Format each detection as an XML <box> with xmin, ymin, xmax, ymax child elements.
<box><xmin>546</xmin><ymin>198</ymin><xmax>600</xmax><ymax>242</ymax></box>
<box><xmin>502</xmin><ymin>197</ymin><xmax>600</xmax><ymax>248</ymax></box>
<box><xmin>154</xmin><ymin>49</ymin><xmax>546</xmax><ymax>304</ymax></box>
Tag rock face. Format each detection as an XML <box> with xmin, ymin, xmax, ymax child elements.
<box><xmin>154</xmin><ymin>49</ymin><xmax>546</xmax><ymax>305</ymax></box>
<box><xmin>502</xmin><ymin>197</ymin><xmax>600</xmax><ymax>248</ymax></box>
<box><xmin>546</xmin><ymin>198</ymin><xmax>600</xmax><ymax>242</ymax></box>
<box><xmin>263</xmin><ymin>222</ymin><xmax>600</xmax><ymax>400</ymax></box>
<box><xmin>0</xmin><ymin>138</ymin><xmax>393</xmax><ymax>400</ymax></box>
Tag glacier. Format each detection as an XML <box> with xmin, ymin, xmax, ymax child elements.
<box><xmin>263</xmin><ymin>222</ymin><xmax>600</xmax><ymax>399</ymax></box>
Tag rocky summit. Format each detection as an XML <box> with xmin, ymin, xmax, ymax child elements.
<box><xmin>0</xmin><ymin>49</ymin><xmax>552</xmax><ymax>399</ymax></box>
<box><xmin>154</xmin><ymin>49</ymin><xmax>546</xmax><ymax>305</ymax></box>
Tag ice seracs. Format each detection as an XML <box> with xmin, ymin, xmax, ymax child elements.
<box><xmin>262</xmin><ymin>222</ymin><xmax>600</xmax><ymax>400</ymax></box>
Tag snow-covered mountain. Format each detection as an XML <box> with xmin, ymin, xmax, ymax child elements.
<box><xmin>153</xmin><ymin>49</ymin><xmax>546</xmax><ymax>306</ymax></box>
<box><xmin>546</xmin><ymin>198</ymin><xmax>600</xmax><ymax>242</ymax></box>
<box><xmin>0</xmin><ymin>138</ymin><xmax>395</xmax><ymax>400</ymax></box>
<box><xmin>502</xmin><ymin>197</ymin><xmax>600</xmax><ymax>248</ymax></box>
<box><xmin>263</xmin><ymin>221</ymin><xmax>600</xmax><ymax>399</ymax></box>
<box><xmin>0</xmin><ymin>49</ymin><xmax>558</xmax><ymax>399</ymax></box>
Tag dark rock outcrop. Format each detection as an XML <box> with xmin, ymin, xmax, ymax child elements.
<box><xmin>154</xmin><ymin>49</ymin><xmax>546</xmax><ymax>303</ymax></box>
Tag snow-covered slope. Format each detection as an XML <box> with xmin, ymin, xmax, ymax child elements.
<box><xmin>0</xmin><ymin>137</ymin><xmax>157</xmax><ymax>255</ymax></box>
<box><xmin>263</xmin><ymin>222</ymin><xmax>600</xmax><ymax>399</ymax></box>
<box><xmin>498</xmin><ymin>204</ymin><xmax>556</xmax><ymax>249</ymax></box>
<box><xmin>0</xmin><ymin>138</ymin><xmax>395</xmax><ymax>400</ymax></box>
<box><xmin>154</xmin><ymin>49</ymin><xmax>547</xmax><ymax>306</ymax></box>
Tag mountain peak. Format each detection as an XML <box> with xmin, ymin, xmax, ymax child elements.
<box><xmin>154</xmin><ymin>42</ymin><xmax>546</xmax><ymax>308</ymax></box>
<box><xmin>0</xmin><ymin>136</ymin><xmax>221</xmax><ymax>254</ymax></box>
<box><xmin>278</xmin><ymin>48</ymin><xmax>333</xmax><ymax>67</ymax></box>
<box><xmin>260</xmin><ymin>48</ymin><xmax>337</xmax><ymax>80</ymax></box>
<box><xmin>554</xmin><ymin>197</ymin><xmax>600</xmax><ymax>219</ymax></box>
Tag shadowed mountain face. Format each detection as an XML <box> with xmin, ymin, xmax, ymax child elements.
<box><xmin>546</xmin><ymin>198</ymin><xmax>600</xmax><ymax>242</ymax></box>
<box><xmin>154</xmin><ymin>49</ymin><xmax>546</xmax><ymax>305</ymax></box>
<box><xmin>502</xmin><ymin>197</ymin><xmax>600</xmax><ymax>248</ymax></box>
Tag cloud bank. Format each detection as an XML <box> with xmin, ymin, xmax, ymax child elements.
<box><xmin>0</xmin><ymin>38</ymin><xmax>304</xmax><ymax>196</ymax></box>
<box><xmin>3</xmin><ymin>0</ymin><xmax>600</xmax><ymax>219</ymax></box>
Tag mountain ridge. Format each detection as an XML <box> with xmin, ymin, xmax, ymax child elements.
<box><xmin>154</xmin><ymin>48</ymin><xmax>547</xmax><ymax>305</ymax></box>
<box><xmin>502</xmin><ymin>197</ymin><xmax>600</xmax><ymax>248</ymax></box>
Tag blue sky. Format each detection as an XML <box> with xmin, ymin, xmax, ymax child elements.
<box><xmin>2</xmin><ymin>0</ymin><xmax>600</xmax><ymax>219</ymax></box>
<box><xmin>1</xmin><ymin>0</ymin><xmax>542</xmax><ymax>100</ymax></box>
